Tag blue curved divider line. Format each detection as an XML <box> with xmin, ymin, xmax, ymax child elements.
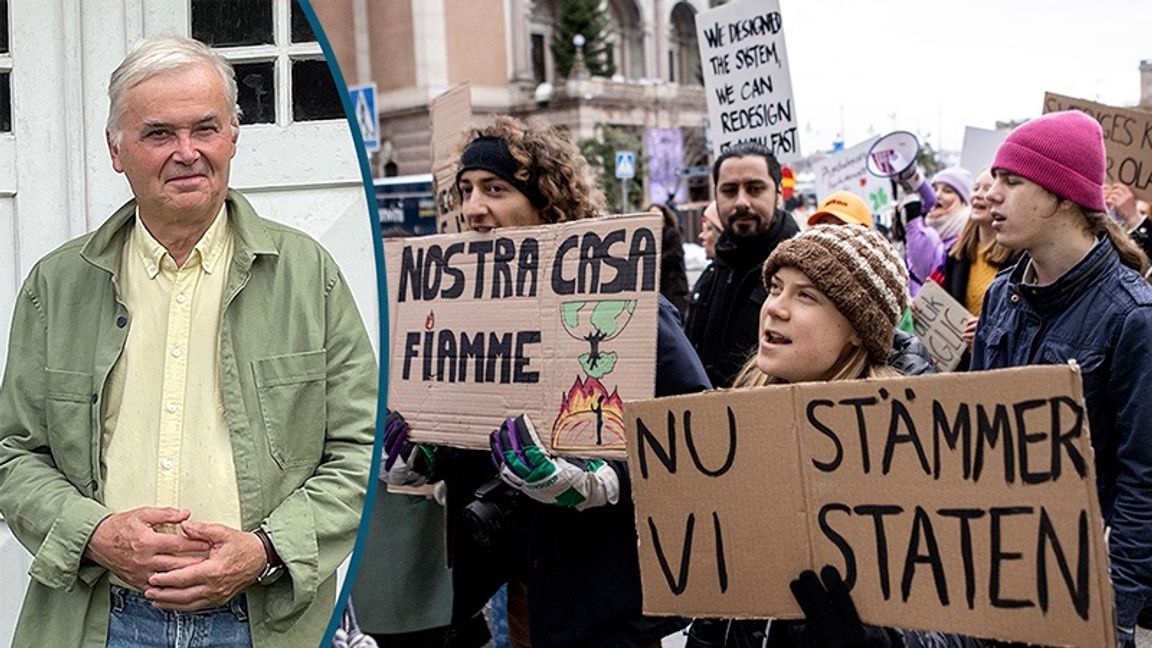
<box><xmin>297</xmin><ymin>2</ymin><xmax>389</xmax><ymax>646</ymax></box>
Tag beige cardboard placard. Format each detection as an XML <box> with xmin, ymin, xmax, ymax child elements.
<box><xmin>911</xmin><ymin>280</ymin><xmax>973</xmax><ymax>372</ymax></box>
<box><xmin>696</xmin><ymin>0</ymin><xmax>800</xmax><ymax>162</ymax></box>
<box><xmin>430</xmin><ymin>82</ymin><xmax>473</xmax><ymax>234</ymax></box>
<box><xmin>626</xmin><ymin>366</ymin><xmax>1114</xmax><ymax>648</ymax></box>
<box><xmin>386</xmin><ymin>214</ymin><xmax>663</xmax><ymax>460</ymax></box>
<box><xmin>1043</xmin><ymin>93</ymin><xmax>1152</xmax><ymax>203</ymax></box>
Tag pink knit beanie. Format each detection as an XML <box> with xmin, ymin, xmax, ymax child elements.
<box><xmin>991</xmin><ymin>110</ymin><xmax>1107</xmax><ymax>213</ymax></box>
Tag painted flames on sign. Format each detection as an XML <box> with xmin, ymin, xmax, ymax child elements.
<box><xmin>551</xmin><ymin>376</ymin><xmax>626</xmax><ymax>450</ymax></box>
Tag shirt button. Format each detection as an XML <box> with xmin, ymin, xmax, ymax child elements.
<box><xmin>172</xmin><ymin>347</ymin><xmax>182</xmax><ymax>358</ymax></box>
<box><xmin>1010</xmin><ymin>294</ymin><xmax>1019</xmax><ymax>303</ymax></box>
<box><xmin>116</xmin><ymin>316</ymin><xmax>128</xmax><ymax>328</ymax></box>
<box><xmin>91</xmin><ymin>393</ymin><xmax>98</xmax><ymax>404</ymax></box>
<box><xmin>161</xmin><ymin>458</ymin><xmax>174</xmax><ymax>470</ymax></box>
<box><xmin>166</xmin><ymin>403</ymin><xmax>178</xmax><ymax>413</ymax></box>
<box><xmin>176</xmin><ymin>293</ymin><xmax>186</xmax><ymax>304</ymax></box>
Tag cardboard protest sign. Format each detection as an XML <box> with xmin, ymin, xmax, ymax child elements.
<box><xmin>813</xmin><ymin>135</ymin><xmax>894</xmax><ymax>214</ymax></box>
<box><xmin>626</xmin><ymin>366</ymin><xmax>1114</xmax><ymax>647</ymax></box>
<box><xmin>386</xmin><ymin>214</ymin><xmax>662</xmax><ymax>460</ymax></box>
<box><xmin>430</xmin><ymin>82</ymin><xmax>473</xmax><ymax>234</ymax></box>
<box><xmin>696</xmin><ymin>0</ymin><xmax>799</xmax><ymax>162</ymax></box>
<box><xmin>1043</xmin><ymin>93</ymin><xmax>1152</xmax><ymax>203</ymax></box>
<box><xmin>960</xmin><ymin>126</ymin><xmax>1009</xmax><ymax>177</ymax></box>
<box><xmin>911</xmin><ymin>280</ymin><xmax>973</xmax><ymax>372</ymax></box>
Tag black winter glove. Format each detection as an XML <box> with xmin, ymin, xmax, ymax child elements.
<box><xmin>790</xmin><ymin>565</ymin><xmax>896</xmax><ymax>648</ymax></box>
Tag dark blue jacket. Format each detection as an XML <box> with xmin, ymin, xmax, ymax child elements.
<box><xmin>971</xmin><ymin>239</ymin><xmax>1152</xmax><ymax>629</ymax></box>
<box><xmin>447</xmin><ymin>295</ymin><xmax>712</xmax><ymax>647</ymax></box>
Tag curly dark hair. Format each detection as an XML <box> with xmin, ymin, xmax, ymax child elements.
<box><xmin>455</xmin><ymin>115</ymin><xmax>606</xmax><ymax>223</ymax></box>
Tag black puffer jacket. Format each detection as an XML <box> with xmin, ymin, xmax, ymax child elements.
<box><xmin>684</xmin><ymin>211</ymin><xmax>799</xmax><ymax>387</ymax></box>
<box><xmin>887</xmin><ymin>329</ymin><xmax>936</xmax><ymax>376</ymax></box>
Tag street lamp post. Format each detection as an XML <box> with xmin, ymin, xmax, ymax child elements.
<box><xmin>571</xmin><ymin>33</ymin><xmax>590</xmax><ymax>81</ymax></box>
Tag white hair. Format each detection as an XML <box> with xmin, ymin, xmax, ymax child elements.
<box><xmin>106</xmin><ymin>35</ymin><xmax>239</xmax><ymax>146</ymax></box>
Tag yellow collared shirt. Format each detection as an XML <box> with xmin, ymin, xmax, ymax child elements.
<box><xmin>101</xmin><ymin>204</ymin><xmax>241</xmax><ymax>533</ymax></box>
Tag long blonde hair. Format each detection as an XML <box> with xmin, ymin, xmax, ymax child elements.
<box><xmin>731</xmin><ymin>344</ymin><xmax>898</xmax><ymax>389</ymax></box>
<box><xmin>948</xmin><ymin>217</ymin><xmax>1017</xmax><ymax>266</ymax></box>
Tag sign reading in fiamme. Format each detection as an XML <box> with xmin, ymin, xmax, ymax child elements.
<box><xmin>385</xmin><ymin>214</ymin><xmax>662</xmax><ymax>460</ymax></box>
<box><xmin>625</xmin><ymin>366</ymin><xmax>1114</xmax><ymax>647</ymax></box>
<box><xmin>696</xmin><ymin>0</ymin><xmax>799</xmax><ymax>162</ymax></box>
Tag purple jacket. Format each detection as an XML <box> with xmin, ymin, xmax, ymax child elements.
<box><xmin>903</xmin><ymin>182</ymin><xmax>945</xmax><ymax>297</ymax></box>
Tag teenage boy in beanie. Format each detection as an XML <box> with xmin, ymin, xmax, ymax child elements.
<box><xmin>972</xmin><ymin>109</ymin><xmax>1152</xmax><ymax>648</ymax></box>
<box><xmin>685</xmin><ymin>142</ymin><xmax>800</xmax><ymax>388</ymax></box>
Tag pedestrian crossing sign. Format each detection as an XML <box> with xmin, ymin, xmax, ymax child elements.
<box><xmin>615</xmin><ymin>150</ymin><xmax>636</xmax><ymax>179</ymax></box>
<box><xmin>348</xmin><ymin>83</ymin><xmax>380</xmax><ymax>152</ymax></box>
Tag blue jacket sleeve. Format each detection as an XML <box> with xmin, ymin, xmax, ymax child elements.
<box><xmin>1104</xmin><ymin>306</ymin><xmax>1152</xmax><ymax>629</ymax></box>
<box><xmin>655</xmin><ymin>294</ymin><xmax>712</xmax><ymax>398</ymax></box>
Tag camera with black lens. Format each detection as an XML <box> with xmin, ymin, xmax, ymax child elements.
<box><xmin>462</xmin><ymin>478</ymin><xmax>528</xmax><ymax>551</ymax></box>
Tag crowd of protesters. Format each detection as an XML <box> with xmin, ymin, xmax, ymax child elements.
<box><xmin>355</xmin><ymin>109</ymin><xmax>1152</xmax><ymax>648</ymax></box>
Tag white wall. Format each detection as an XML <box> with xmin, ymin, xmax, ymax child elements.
<box><xmin>0</xmin><ymin>2</ymin><xmax>380</xmax><ymax>644</ymax></box>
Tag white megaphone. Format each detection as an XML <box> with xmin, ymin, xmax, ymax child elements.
<box><xmin>866</xmin><ymin>131</ymin><xmax>924</xmax><ymax>192</ymax></box>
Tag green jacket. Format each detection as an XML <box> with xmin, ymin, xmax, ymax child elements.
<box><xmin>0</xmin><ymin>190</ymin><xmax>378</xmax><ymax>648</ymax></box>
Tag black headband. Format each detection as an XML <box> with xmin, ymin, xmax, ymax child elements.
<box><xmin>456</xmin><ymin>136</ymin><xmax>547</xmax><ymax>209</ymax></box>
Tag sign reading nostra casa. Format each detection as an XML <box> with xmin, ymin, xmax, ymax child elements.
<box><xmin>386</xmin><ymin>214</ymin><xmax>663</xmax><ymax>460</ymax></box>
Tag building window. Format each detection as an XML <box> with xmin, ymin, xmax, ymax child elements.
<box><xmin>609</xmin><ymin>0</ymin><xmax>645</xmax><ymax>80</ymax></box>
<box><xmin>0</xmin><ymin>0</ymin><xmax>10</xmax><ymax>133</ymax></box>
<box><xmin>191</xmin><ymin>0</ymin><xmax>341</xmax><ymax>126</ymax></box>
<box><xmin>531</xmin><ymin>33</ymin><xmax>547</xmax><ymax>84</ymax></box>
<box><xmin>670</xmin><ymin>2</ymin><xmax>701</xmax><ymax>86</ymax></box>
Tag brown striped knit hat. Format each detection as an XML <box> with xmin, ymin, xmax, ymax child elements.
<box><xmin>763</xmin><ymin>224</ymin><xmax>908</xmax><ymax>362</ymax></box>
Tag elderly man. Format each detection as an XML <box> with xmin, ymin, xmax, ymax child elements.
<box><xmin>0</xmin><ymin>36</ymin><xmax>376</xmax><ymax>648</ymax></box>
<box><xmin>684</xmin><ymin>142</ymin><xmax>799</xmax><ymax>388</ymax></box>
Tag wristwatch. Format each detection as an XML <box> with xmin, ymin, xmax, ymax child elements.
<box><xmin>253</xmin><ymin>527</ymin><xmax>284</xmax><ymax>585</ymax></box>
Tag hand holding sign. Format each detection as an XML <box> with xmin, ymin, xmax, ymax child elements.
<box><xmin>491</xmin><ymin>414</ymin><xmax>621</xmax><ymax>510</ymax></box>
<box><xmin>790</xmin><ymin>566</ymin><xmax>897</xmax><ymax>648</ymax></box>
<box><xmin>381</xmin><ymin>410</ymin><xmax>438</xmax><ymax>486</ymax></box>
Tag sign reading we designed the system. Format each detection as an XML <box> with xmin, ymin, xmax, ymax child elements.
<box><xmin>696</xmin><ymin>0</ymin><xmax>799</xmax><ymax>162</ymax></box>
<box><xmin>385</xmin><ymin>214</ymin><xmax>663</xmax><ymax>460</ymax></box>
<box><xmin>625</xmin><ymin>366</ymin><xmax>1114</xmax><ymax>648</ymax></box>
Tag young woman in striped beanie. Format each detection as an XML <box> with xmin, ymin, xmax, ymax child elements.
<box><xmin>733</xmin><ymin>223</ymin><xmax>909</xmax><ymax>387</ymax></box>
<box><xmin>690</xmin><ymin>225</ymin><xmax>996</xmax><ymax>647</ymax></box>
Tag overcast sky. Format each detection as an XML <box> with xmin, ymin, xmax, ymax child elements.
<box><xmin>774</xmin><ymin>0</ymin><xmax>1151</xmax><ymax>154</ymax></box>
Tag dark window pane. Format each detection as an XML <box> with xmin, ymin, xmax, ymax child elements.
<box><xmin>0</xmin><ymin>72</ymin><xmax>9</xmax><ymax>132</ymax></box>
<box><xmin>291</xmin><ymin>1</ymin><xmax>317</xmax><ymax>43</ymax></box>
<box><xmin>0</xmin><ymin>1</ymin><xmax>9</xmax><ymax>53</ymax></box>
<box><xmin>531</xmin><ymin>33</ymin><xmax>546</xmax><ymax>84</ymax></box>
<box><xmin>292</xmin><ymin>59</ymin><xmax>342</xmax><ymax>121</ymax></box>
<box><xmin>192</xmin><ymin>0</ymin><xmax>273</xmax><ymax>47</ymax></box>
<box><xmin>235</xmin><ymin>61</ymin><xmax>275</xmax><ymax>124</ymax></box>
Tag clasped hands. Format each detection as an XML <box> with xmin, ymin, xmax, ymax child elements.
<box><xmin>85</xmin><ymin>507</ymin><xmax>267</xmax><ymax>611</ymax></box>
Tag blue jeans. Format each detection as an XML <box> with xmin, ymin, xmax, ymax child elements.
<box><xmin>107</xmin><ymin>585</ymin><xmax>252</xmax><ymax>648</ymax></box>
